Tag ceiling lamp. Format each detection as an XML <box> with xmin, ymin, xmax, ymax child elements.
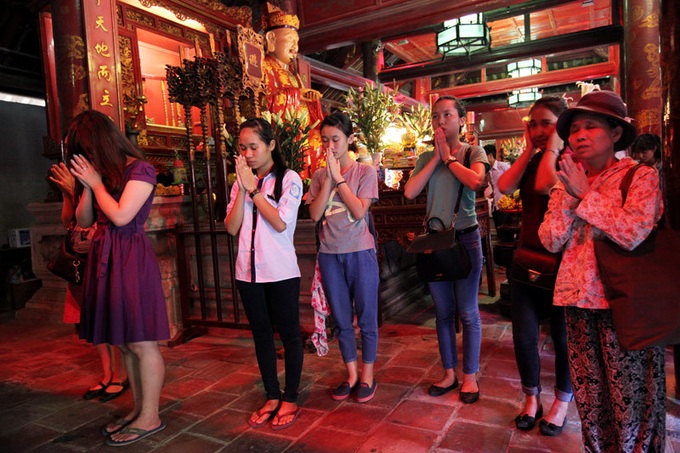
<box><xmin>509</xmin><ymin>88</ymin><xmax>541</xmax><ymax>108</ymax></box>
<box><xmin>507</xmin><ymin>59</ymin><xmax>542</xmax><ymax>107</ymax></box>
<box><xmin>436</xmin><ymin>13</ymin><xmax>491</xmax><ymax>58</ymax></box>
<box><xmin>507</xmin><ymin>59</ymin><xmax>542</xmax><ymax>78</ymax></box>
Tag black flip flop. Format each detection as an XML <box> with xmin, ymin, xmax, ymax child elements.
<box><xmin>105</xmin><ymin>422</ymin><xmax>166</xmax><ymax>447</ymax></box>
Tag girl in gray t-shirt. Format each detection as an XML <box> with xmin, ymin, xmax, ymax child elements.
<box><xmin>307</xmin><ymin>112</ymin><xmax>380</xmax><ymax>404</ymax></box>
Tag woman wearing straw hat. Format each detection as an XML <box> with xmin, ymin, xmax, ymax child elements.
<box><xmin>538</xmin><ymin>90</ymin><xmax>665</xmax><ymax>452</ymax></box>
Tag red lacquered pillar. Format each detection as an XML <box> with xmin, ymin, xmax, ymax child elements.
<box><xmin>624</xmin><ymin>0</ymin><xmax>662</xmax><ymax>136</ymax></box>
<box><xmin>661</xmin><ymin>1</ymin><xmax>680</xmax><ymax>229</ymax></box>
<box><xmin>660</xmin><ymin>0</ymin><xmax>680</xmax><ymax>399</ymax></box>
<box><xmin>51</xmin><ymin>0</ymin><xmax>89</xmax><ymax>135</ymax></box>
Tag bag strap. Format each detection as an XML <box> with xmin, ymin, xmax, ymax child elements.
<box><xmin>618</xmin><ymin>163</ymin><xmax>645</xmax><ymax>206</ymax></box>
<box><xmin>426</xmin><ymin>217</ymin><xmax>447</xmax><ymax>231</ymax></box>
<box><xmin>451</xmin><ymin>148</ymin><xmax>473</xmax><ymax>224</ymax></box>
<box><xmin>424</xmin><ymin>148</ymin><xmax>474</xmax><ymax>232</ymax></box>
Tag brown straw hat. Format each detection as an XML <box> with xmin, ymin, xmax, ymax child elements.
<box><xmin>556</xmin><ymin>90</ymin><xmax>636</xmax><ymax>149</ymax></box>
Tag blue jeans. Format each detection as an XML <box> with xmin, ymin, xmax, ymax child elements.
<box><xmin>511</xmin><ymin>281</ymin><xmax>572</xmax><ymax>401</ymax></box>
<box><xmin>428</xmin><ymin>229</ymin><xmax>483</xmax><ymax>374</ymax></box>
<box><xmin>237</xmin><ymin>278</ymin><xmax>303</xmax><ymax>403</ymax></box>
<box><xmin>318</xmin><ymin>249</ymin><xmax>380</xmax><ymax>364</ymax></box>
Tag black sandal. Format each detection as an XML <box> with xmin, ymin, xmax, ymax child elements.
<box><xmin>83</xmin><ymin>381</ymin><xmax>109</xmax><ymax>400</ymax></box>
<box><xmin>100</xmin><ymin>379</ymin><xmax>129</xmax><ymax>402</ymax></box>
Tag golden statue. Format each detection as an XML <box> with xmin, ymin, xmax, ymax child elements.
<box><xmin>262</xmin><ymin>3</ymin><xmax>323</xmax><ymax>170</ymax></box>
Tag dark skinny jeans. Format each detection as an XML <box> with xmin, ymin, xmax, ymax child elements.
<box><xmin>237</xmin><ymin>277</ymin><xmax>303</xmax><ymax>403</ymax></box>
<box><xmin>511</xmin><ymin>280</ymin><xmax>572</xmax><ymax>401</ymax></box>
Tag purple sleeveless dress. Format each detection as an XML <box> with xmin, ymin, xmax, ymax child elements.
<box><xmin>79</xmin><ymin>160</ymin><xmax>170</xmax><ymax>345</ymax></box>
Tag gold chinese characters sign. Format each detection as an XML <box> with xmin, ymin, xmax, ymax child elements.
<box><xmin>83</xmin><ymin>0</ymin><xmax>123</xmax><ymax>128</ymax></box>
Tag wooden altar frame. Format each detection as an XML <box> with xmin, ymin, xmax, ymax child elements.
<box><xmin>236</xmin><ymin>25</ymin><xmax>265</xmax><ymax>100</ymax></box>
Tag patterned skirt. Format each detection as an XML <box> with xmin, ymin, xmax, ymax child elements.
<box><xmin>565</xmin><ymin>307</ymin><xmax>665</xmax><ymax>453</ymax></box>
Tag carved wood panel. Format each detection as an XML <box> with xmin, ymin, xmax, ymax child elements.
<box><xmin>236</xmin><ymin>25</ymin><xmax>265</xmax><ymax>99</ymax></box>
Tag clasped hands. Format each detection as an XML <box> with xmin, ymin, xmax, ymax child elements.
<box><xmin>325</xmin><ymin>148</ymin><xmax>343</xmax><ymax>184</ymax></box>
<box><xmin>69</xmin><ymin>155</ymin><xmax>102</xmax><ymax>190</ymax></box>
<box><xmin>557</xmin><ymin>154</ymin><xmax>589</xmax><ymax>200</ymax></box>
<box><xmin>49</xmin><ymin>162</ymin><xmax>75</xmax><ymax>196</ymax></box>
<box><xmin>234</xmin><ymin>155</ymin><xmax>257</xmax><ymax>193</ymax></box>
<box><xmin>433</xmin><ymin>127</ymin><xmax>454</xmax><ymax>162</ymax></box>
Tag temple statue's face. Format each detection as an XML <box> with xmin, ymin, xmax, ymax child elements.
<box><xmin>267</xmin><ymin>28</ymin><xmax>299</xmax><ymax>65</ymax></box>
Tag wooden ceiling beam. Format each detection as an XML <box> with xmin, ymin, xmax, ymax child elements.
<box><xmin>298</xmin><ymin>0</ymin><xmax>528</xmax><ymax>52</ymax></box>
<box><xmin>378</xmin><ymin>25</ymin><xmax>623</xmax><ymax>83</ymax></box>
<box><xmin>307</xmin><ymin>58</ymin><xmax>421</xmax><ymax>108</ymax></box>
<box><xmin>307</xmin><ymin>57</ymin><xmax>373</xmax><ymax>91</ymax></box>
<box><xmin>297</xmin><ymin>0</ymin><xmax>577</xmax><ymax>53</ymax></box>
<box><xmin>432</xmin><ymin>61</ymin><xmax>618</xmax><ymax>100</ymax></box>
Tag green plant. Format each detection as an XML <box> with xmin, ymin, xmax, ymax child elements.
<box><xmin>343</xmin><ymin>82</ymin><xmax>398</xmax><ymax>153</ymax></box>
<box><xmin>500</xmin><ymin>136</ymin><xmax>525</xmax><ymax>164</ymax></box>
<box><xmin>400</xmin><ymin>103</ymin><xmax>431</xmax><ymax>141</ymax></box>
<box><xmin>265</xmin><ymin>108</ymin><xmax>318</xmax><ymax>174</ymax></box>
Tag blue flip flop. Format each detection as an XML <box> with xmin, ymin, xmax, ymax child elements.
<box><xmin>105</xmin><ymin>422</ymin><xmax>166</xmax><ymax>447</ymax></box>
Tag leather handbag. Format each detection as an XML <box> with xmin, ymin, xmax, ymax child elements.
<box><xmin>510</xmin><ymin>246</ymin><xmax>561</xmax><ymax>291</ymax></box>
<box><xmin>47</xmin><ymin>240</ymin><xmax>87</xmax><ymax>285</ymax></box>
<box><xmin>47</xmin><ymin>223</ymin><xmax>93</xmax><ymax>285</ymax></box>
<box><xmin>406</xmin><ymin>149</ymin><xmax>473</xmax><ymax>282</ymax></box>
<box><xmin>407</xmin><ymin>218</ymin><xmax>472</xmax><ymax>282</ymax></box>
<box><xmin>594</xmin><ymin>164</ymin><xmax>680</xmax><ymax>350</ymax></box>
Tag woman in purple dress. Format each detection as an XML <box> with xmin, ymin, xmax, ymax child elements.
<box><xmin>67</xmin><ymin>110</ymin><xmax>169</xmax><ymax>447</ymax></box>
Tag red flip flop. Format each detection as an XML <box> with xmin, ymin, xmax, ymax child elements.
<box><xmin>248</xmin><ymin>407</ymin><xmax>277</xmax><ymax>428</ymax></box>
<box><xmin>271</xmin><ymin>408</ymin><xmax>301</xmax><ymax>430</ymax></box>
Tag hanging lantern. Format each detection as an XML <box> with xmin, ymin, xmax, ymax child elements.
<box><xmin>436</xmin><ymin>13</ymin><xmax>491</xmax><ymax>57</ymax></box>
<box><xmin>507</xmin><ymin>59</ymin><xmax>542</xmax><ymax>107</ymax></box>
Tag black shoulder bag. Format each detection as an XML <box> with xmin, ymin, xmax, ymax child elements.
<box><xmin>406</xmin><ymin>150</ymin><xmax>473</xmax><ymax>282</ymax></box>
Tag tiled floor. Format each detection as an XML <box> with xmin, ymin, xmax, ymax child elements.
<box><xmin>1</xmin><ymin>270</ymin><xmax>679</xmax><ymax>452</ymax></box>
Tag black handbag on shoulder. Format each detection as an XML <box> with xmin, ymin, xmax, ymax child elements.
<box><xmin>407</xmin><ymin>217</ymin><xmax>472</xmax><ymax>282</ymax></box>
<box><xmin>406</xmin><ymin>149</ymin><xmax>473</xmax><ymax>282</ymax></box>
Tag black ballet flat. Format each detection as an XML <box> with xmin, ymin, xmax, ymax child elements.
<box><xmin>515</xmin><ymin>404</ymin><xmax>543</xmax><ymax>430</ymax></box>
<box><xmin>427</xmin><ymin>378</ymin><xmax>459</xmax><ymax>397</ymax></box>
<box><xmin>459</xmin><ymin>382</ymin><xmax>480</xmax><ymax>404</ymax></box>
<box><xmin>539</xmin><ymin>417</ymin><xmax>566</xmax><ymax>436</ymax></box>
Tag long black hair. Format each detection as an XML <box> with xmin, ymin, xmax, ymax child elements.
<box><xmin>239</xmin><ymin>117</ymin><xmax>287</xmax><ymax>202</ymax></box>
<box><xmin>65</xmin><ymin>110</ymin><xmax>144</xmax><ymax>199</ymax></box>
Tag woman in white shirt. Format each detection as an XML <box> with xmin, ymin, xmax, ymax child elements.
<box><xmin>225</xmin><ymin>118</ymin><xmax>304</xmax><ymax>430</ymax></box>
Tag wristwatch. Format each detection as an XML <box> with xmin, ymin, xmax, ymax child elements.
<box><xmin>248</xmin><ymin>187</ymin><xmax>260</xmax><ymax>198</ymax></box>
<box><xmin>445</xmin><ymin>156</ymin><xmax>458</xmax><ymax>167</ymax></box>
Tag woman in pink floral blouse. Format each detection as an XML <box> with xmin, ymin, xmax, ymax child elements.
<box><xmin>538</xmin><ymin>90</ymin><xmax>665</xmax><ymax>452</ymax></box>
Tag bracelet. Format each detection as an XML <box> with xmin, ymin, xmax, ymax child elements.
<box><xmin>336</xmin><ymin>180</ymin><xmax>347</xmax><ymax>187</ymax></box>
<box><xmin>548</xmin><ymin>149</ymin><xmax>561</xmax><ymax>157</ymax></box>
<box><xmin>248</xmin><ymin>187</ymin><xmax>260</xmax><ymax>198</ymax></box>
<box><xmin>445</xmin><ymin>157</ymin><xmax>458</xmax><ymax>167</ymax></box>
